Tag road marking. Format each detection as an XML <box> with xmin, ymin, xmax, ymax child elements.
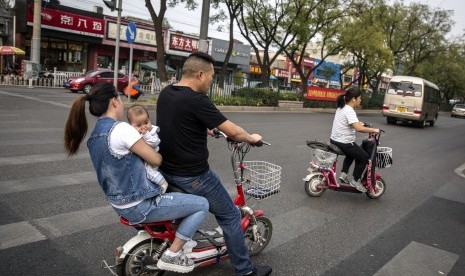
<box><xmin>0</xmin><ymin>221</ymin><xmax>47</xmax><ymax>250</ymax></box>
<box><xmin>32</xmin><ymin>205</ymin><xmax>116</xmax><ymax>238</ymax></box>
<box><xmin>435</xmin><ymin>182</ymin><xmax>465</xmax><ymax>205</ymax></box>
<box><xmin>265</xmin><ymin>206</ymin><xmax>335</xmax><ymax>251</ymax></box>
<box><xmin>0</xmin><ymin>171</ymin><xmax>96</xmax><ymax>195</ymax></box>
<box><xmin>0</xmin><ymin>152</ymin><xmax>88</xmax><ymax>166</ymax></box>
<box><xmin>454</xmin><ymin>162</ymin><xmax>465</xmax><ymax>178</ymax></box>
<box><xmin>0</xmin><ymin>206</ymin><xmax>116</xmax><ymax>250</ymax></box>
<box><xmin>0</xmin><ymin>127</ymin><xmax>63</xmax><ymax>134</ymax></box>
<box><xmin>374</xmin><ymin>241</ymin><xmax>459</xmax><ymax>276</ymax></box>
<box><xmin>0</xmin><ymin>90</ymin><xmax>71</xmax><ymax>109</ymax></box>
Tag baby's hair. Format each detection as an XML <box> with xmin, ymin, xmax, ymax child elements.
<box><xmin>127</xmin><ymin>104</ymin><xmax>149</xmax><ymax>123</ymax></box>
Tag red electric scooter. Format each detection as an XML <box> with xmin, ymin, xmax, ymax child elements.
<box><xmin>102</xmin><ymin>131</ymin><xmax>281</xmax><ymax>275</ymax></box>
<box><xmin>303</xmin><ymin>128</ymin><xmax>392</xmax><ymax>199</ymax></box>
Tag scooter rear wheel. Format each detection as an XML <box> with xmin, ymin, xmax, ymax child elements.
<box><xmin>304</xmin><ymin>174</ymin><xmax>326</xmax><ymax>197</ymax></box>
<box><xmin>366</xmin><ymin>178</ymin><xmax>386</xmax><ymax>199</ymax></box>
<box><xmin>244</xmin><ymin>216</ymin><xmax>273</xmax><ymax>256</ymax></box>
<box><xmin>122</xmin><ymin>240</ymin><xmax>166</xmax><ymax>276</ymax></box>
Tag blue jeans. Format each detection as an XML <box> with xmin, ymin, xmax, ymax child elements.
<box><xmin>114</xmin><ymin>193</ymin><xmax>209</xmax><ymax>241</ymax></box>
<box><xmin>161</xmin><ymin>169</ymin><xmax>254</xmax><ymax>275</ymax></box>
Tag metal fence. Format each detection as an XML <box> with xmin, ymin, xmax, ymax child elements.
<box><xmin>0</xmin><ymin>72</ymin><xmax>295</xmax><ymax>97</ymax></box>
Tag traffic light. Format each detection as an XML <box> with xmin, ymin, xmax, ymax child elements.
<box><xmin>103</xmin><ymin>0</ymin><xmax>117</xmax><ymax>12</ymax></box>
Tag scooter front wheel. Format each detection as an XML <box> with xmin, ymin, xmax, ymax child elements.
<box><xmin>245</xmin><ymin>216</ymin><xmax>273</xmax><ymax>256</ymax></box>
<box><xmin>304</xmin><ymin>174</ymin><xmax>326</xmax><ymax>197</ymax></box>
<box><xmin>366</xmin><ymin>178</ymin><xmax>386</xmax><ymax>199</ymax></box>
<box><xmin>122</xmin><ymin>240</ymin><xmax>166</xmax><ymax>276</ymax></box>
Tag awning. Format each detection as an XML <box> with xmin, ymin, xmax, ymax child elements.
<box><xmin>140</xmin><ymin>61</ymin><xmax>176</xmax><ymax>73</ymax></box>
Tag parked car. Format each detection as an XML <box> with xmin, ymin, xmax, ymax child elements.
<box><xmin>451</xmin><ymin>103</ymin><xmax>465</xmax><ymax>118</ymax></box>
<box><xmin>64</xmin><ymin>70</ymin><xmax>129</xmax><ymax>94</ymax></box>
<box><xmin>38</xmin><ymin>70</ymin><xmax>67</xmax><ymax>79</ymax></box>
<box><xmin>248</xmin><ymin>81</ymin><xmax>278</xmax><ymax>92</ymax></box>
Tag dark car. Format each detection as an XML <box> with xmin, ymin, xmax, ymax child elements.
<box><xmin>64</xmin><ymin>70</ymin><xmax>129</xmax><ymax>94</ymax></box>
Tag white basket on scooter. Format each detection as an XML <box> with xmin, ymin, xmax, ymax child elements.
<box><xmin>376</xmin><ymin>147</ymin><xmax>393</xmax><ymax>168</ymax></box>
<box><xmin>312</xmin><ymin>148</ymin><xmax>337</xmax><ymax>169</ymax></box>
<box><xmin>237</xmin><ymin>161</ymin><xmax>282</xmax><ymax>200</ymax></box>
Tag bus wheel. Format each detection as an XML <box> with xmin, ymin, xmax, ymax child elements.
<box><xmin>386</xmin><ymin>117</ymin><xmax>396</xmax><ymax>125</ymax></box>
<box><xmin>429</xmin><ymin>115</ymin><xmax>437</xmax><ymax>126</ymax></box>
<box><xmin>417</xmin><ymin>118</ymin><xmax>426</xmax><ymax>128</ymax></box>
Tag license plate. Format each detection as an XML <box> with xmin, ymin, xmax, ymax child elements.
<box><xmin>396</xmin><ymin>106</ymin><xmax>407</xmax><ymax>112</ymax></box>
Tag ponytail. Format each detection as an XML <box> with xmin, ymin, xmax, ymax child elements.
<box><xmin>64</xmin><ymin>96</ymin><xmax>88</xmax><ymax>156</ymax></box>
<box><xmin>64</xmin><ymin>83</ymin><xmax>118</xmax><ymax>156</ymax></box>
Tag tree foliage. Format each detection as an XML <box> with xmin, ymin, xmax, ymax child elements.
<box><xmin>144</xmin><ymin>0</ymin><xmax>197</xmax><ymax>82</ymax></box>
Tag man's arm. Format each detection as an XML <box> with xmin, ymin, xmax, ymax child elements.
<box><xmin>216</xmin><ymin>120</ymin><xmax>262</xmax><ymax>144</ymax></box>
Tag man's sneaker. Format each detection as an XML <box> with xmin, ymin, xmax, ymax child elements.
<box><xmin>339</xmin><ymin>172</ymin><xmax>349</xmax><ymax>184</ymax></box>
<box><xmin>156</xmin><ymin>250</ymin><xmax>194</xmax><ymax>273</ymax></box>
<box><xmin>246</xmin><ymin>265</ymin><xmax>272</xmax><ymax>276</ymax></box>
<box><xmin>350</xmin><ymin>179</ymin><xmax>367</xmax><ymax>193</ymax></box>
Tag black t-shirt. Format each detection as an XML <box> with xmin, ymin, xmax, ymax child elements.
<box><xmin>156</xmin><ymin>85</ymin><xmax>227</xmax><ymax>176</ymax></box>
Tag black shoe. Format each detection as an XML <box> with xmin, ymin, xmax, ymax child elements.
<box><xmin>249</xmin><ymin>265</ymin><xmax>272</xmax><ymax>276</ymax></box>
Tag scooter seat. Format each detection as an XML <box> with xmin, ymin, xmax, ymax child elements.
<box><xmin>329</xmin><ymin>144</ymin><xmax>345</xmax><ymax>156</ymax></box>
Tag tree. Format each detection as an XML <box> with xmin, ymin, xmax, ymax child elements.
<box><xmin>235</xmin><ymin>0</ymin><xmax>307</xmax><ymax>87</ymax></box>
<box><xmin>211</xmin><ymin>0</ymin><xmax>243</xmax><ymax>86</ymax></box>
<box><xmin>276</xmin><ymin>0</ymin><xmax>350</xmax><ymax>95</ymax></box>
<box><xmin>381</xmin><ymin>2</ymin><xmax>452</xmax><ymax>76</ymax></box>
<box><xmin>415</xmin><ymin>42</ymin><xmax>465</xmax><ymax>103</ymax></box>
<box><xmin>145</xmin><ymin>0</ymin><xmax>197</xmax><ymax>83</ymax></box>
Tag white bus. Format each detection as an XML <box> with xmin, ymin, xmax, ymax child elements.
<box><xmin>382</xmin><ymin>76</ymin><xmax>440</xmax><ymax>128</ymax></box>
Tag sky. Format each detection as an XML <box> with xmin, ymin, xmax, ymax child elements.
<box><xmin>56</xmin><ymin>0</ymin><xmax>465</xmax><ymax>41</ymax></box>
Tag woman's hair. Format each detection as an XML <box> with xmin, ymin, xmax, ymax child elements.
<box><xmin>336</xmin><ymin>86</ymin><xmax>362</xmax><ymax>108</ymax></box>
<box><xmin>64</xmin><ymin>83</ymin><xmax>119</xmax><ymax>156</ymax></box>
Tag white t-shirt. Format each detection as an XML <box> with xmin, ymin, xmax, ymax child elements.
<box><xmin>109</xmin><ymin>122</ymin><xmax>143</xmax><ymax>157</ymax></box>
<box><xmin>330</xmin><ymin>105</ymin><xmax>359</xmax><ymax>143</ymax></box>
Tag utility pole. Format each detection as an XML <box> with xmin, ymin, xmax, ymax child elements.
<box><xmin>198</xmin><ymin>0</ymin><xmax>210</xmax><ymax>53</ymax></box>
<box><xmin>31</xmin><ymin>0</ymin><xmax>41</xmax><ymax>65</ymax></box>
<box><xmin>104</xmin><ymin>0</ymin><xmax>123</xmax><ymax>87</ymax></box>
<box><xmin>113</xmin><ymin>0</ymin><xmax>122</xmax><ymax>87</ymax></box>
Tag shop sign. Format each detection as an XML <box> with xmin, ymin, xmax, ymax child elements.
<box><xmin>306</xmin><ymin>86</ymin><xmax>344</xmax><ymax>102</ymax></box>
<box><xmin>250</xmin><ymin>65</ymin><xmax>276</xmax><ymax>76</ymax></box>
<box><xmin>276</xmin><ymin>69</ymin><xmax>288</xmax><ymax>78</ymax></box>
<box><xmin>107</xmin><ymin>22</ymin><xmax>156</xmax><ymax>46</ymax></box>
<box><xmin>210</xmin><ymin>38</ymin><xmax>250</xmax><ymax>65</ymax></box>
<box><xmin>169</xmin><ymin>34</ymin><xmax>200</xmax><ymax>52</ymax></box>
<box><xmin>27</xmin><ymin>6</ymin><xmax>104</xmax><ymax>37</ymax></box>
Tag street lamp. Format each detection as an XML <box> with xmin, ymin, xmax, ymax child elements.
<box><xmin>103</xmin><ymin>0</ymin><xmax>122</xmax><ymax>88</ymax></box>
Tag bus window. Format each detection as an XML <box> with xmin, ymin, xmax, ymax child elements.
<box><xmin>387</xmin><ymin>81</ymin><xmax>422</xmax><ymax>97</ymax></box>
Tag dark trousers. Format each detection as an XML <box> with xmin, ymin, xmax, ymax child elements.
<box><xmin>330</xmin><ymin>139</ymin><xmax>369</xmax><ymax>181</ymax></box>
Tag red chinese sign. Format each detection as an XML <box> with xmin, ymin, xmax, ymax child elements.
<box><xmin>169</xmin><ymin>34</ymin><xmax>200</xmax><ymax>52</ymax></box>
<box><xmin>27</xmin><ymin>5</ymin><xmax>104</xmax><ymax>38</ymax></box>
<box><xmin>306</xmin><ymin>86</ymin><xmax>344</xmax><ymax>102</ymax></box>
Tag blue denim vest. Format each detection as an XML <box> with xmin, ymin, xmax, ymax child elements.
<box><xmin>87</xmin><ymin>117</ymin><xmax>162</xmax><ymax>205</ymax></box>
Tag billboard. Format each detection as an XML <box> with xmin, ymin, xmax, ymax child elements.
<box><xmin>306</xmin><ymin>86</ymin><xmax>344</xmax><ymax>102</ymax></box>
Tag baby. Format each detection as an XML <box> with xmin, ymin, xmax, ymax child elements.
<box><xmin>127</xmin><ymin>105</ymin><xmax>168</xmax><ymax>193</ymax></box>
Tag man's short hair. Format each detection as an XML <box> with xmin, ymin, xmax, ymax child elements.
<box><xmin>127</xmin><ymin>104</ymin><xmax>149</xmax><ymax>123</ymax></box>
<box><xmin>182</xmin><ymin>52</ymin><xmax>216</xmax><ymax>78</ymax></box>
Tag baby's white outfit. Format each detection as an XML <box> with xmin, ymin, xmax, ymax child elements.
<box><xmin>143</xmin><ymin>126</ymin><xmax>168</xmax><ymax>193</ymax></box>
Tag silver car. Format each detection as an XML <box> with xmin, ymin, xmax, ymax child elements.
<box><xmin>451</xmin><ymin>103</ymin><xmax>465</xmax><ymax>118</ymax></box>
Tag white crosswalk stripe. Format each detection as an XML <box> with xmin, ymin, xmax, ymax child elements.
<box><xmin>374</xmin><ymin>241</ymin><xmax>459</xmax><ymax>276</ymax></box>
<box><xmin>0</xmin><ymin>206</ymin><xmax>116</xmax><ymax>250</ymax></box>
<box><xmin>0</xmin><ymin>152</ymin><xmax>88</xmax><ymax>166</ymax></box>
<box><xmin>0</xmin><ymin>171</ymin><xmax>96</xmax><ymax>195</ymax></box>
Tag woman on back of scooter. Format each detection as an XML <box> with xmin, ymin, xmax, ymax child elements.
<box><xmin>329</xmin><ymin>86</ymin><xmax>380</xmax><ymax>192</ymax></box>
<box><xmin>64</xmin><ymin>83</ymin><xmax>209</xmax><ymax>274</ymax></box>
